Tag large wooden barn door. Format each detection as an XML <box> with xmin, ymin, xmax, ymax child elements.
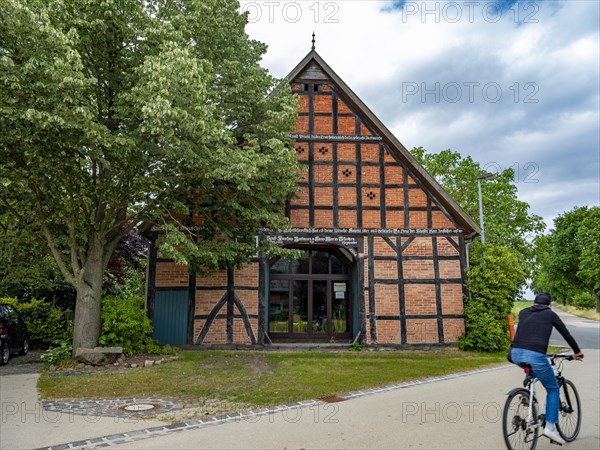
<box><xmin>153</xmin><ymin>290</ymin><xmax>188</xmax><ymax>345</ymax></box>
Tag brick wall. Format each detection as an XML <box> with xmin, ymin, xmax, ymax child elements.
<box><xmin>363</xmin><ymin>234</ymin><xmax>465</xmax><ymax>345</ymax></box>
<box><xmin>377</xmin><ymin>320</ymin><xmax>401</xmax><ymax>344</ymax></box>
<box><xmin>190</xmin><ymin>263</ymin><xmax>259</xmax><ymax>344</ymax></box>
<box><xmin>406</xmin><ymin>319</ymin><xmax>438</xmax><ymax>343</ymax></box>
<box><xmin>288</xmin><ymin>83</ymin><xmax>459</xmax><ymax>232</ymax></box>
<box><xmin>155</xmin><ymin>262</ymin><xmax>189</xmax><ymax>288</ymax></box>
<box><xmin>153</xmin><ymin>77</ymin><xmax>469</xmax><ymax>347</ymax></box>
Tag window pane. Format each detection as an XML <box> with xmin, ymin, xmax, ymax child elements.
<box><xmin>292</xmin><ymin>281</ymin><xmax>308</xmax><ymax>333</ymax></box>
<box><xmin>270</xmin><ymin>258</ymin><xmax>290</xmax><ymax>274</ymax></box>
<box><xmin>331</xmin><ymin>254</ymin><xmax>349</xmax><ymax>274</ymax></box>
<box><xmin>290</xmin><ymin>251</ymin><xmax>310</xmax><ymax>274</ymax></box>
<box><xmin>312</xmin><ymin>280</ymin><xmax>328</xmax><ymax>334</ymax></box>
<box><xmin>332</xmin><ymin>281</ymin><xmax>350</xmax><ymax>333</ymax></box>
<box><xmin>311</xmin><ymin>251</ymin><xmax>330</xmax><ymax>274</ymax></box>
<box><xmin>269</xmin><ymin>280</ymin><xmax>289</xmax><ymax>333</ymax></box>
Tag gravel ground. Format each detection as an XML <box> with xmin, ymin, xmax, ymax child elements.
<box><xmin>0</xmin><ymin>349</ymin><xmax>44</xmax><ymax>375</ymax></box>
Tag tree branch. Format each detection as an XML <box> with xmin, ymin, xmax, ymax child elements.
<box><xmin>41</xmin><ymin>225</ymin><xmax>77</xmax><ymax>285</ymax></box>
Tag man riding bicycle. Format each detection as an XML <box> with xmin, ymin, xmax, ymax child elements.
<box><xmin>509</xmin><ymin>293</ymin><xmax>584</xmax><ymax>445</ymax></box>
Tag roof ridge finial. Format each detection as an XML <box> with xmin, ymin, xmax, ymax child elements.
<box><xmin>311</xmin><ymin>32</ymin><xmax>315</xmax><ymax>51</ymax></box>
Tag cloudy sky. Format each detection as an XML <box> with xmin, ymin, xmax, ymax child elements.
<box><xmin>241</xmin><ymin>0</ymin><xmax>599</xmax><ymax>231</ymax></box>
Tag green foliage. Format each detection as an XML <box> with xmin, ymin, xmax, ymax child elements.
<box><xmin>459</xmin><ymin>244</ymin><xmax>526</xmax><ymax>352</ymax></box>
<box><xmin>104</xmin><ymin>266</ymin><xmax>146</xmax><ymax>299</ymax></box>
<box><xmin>270</xmin><ymin>308</ymin><xmax>289</xmax><ymax>322</ymax></box>
<box><xmin>532</xmin><ymin>206</ymin><xmax>600</xmax><ymax>311</ymax></box>
<box><xmin>0</xmin><ymin>218</ymin><xmax>76</xmax><ymax>309</ymax></box>
<box><xmin>0</xmin><ymin>297</ymin><xmax>68</xmax><ymax>348</ymax></box>
<box><xmin>348</xmin><ymin>342</ymin><xmax>363</xmax><ymax>352</ymax></box>
<box><xmin>576</xmin><ymin>208</ymin><xmax>600</xmax><ymax>294</ymax></box>
<box><xmin>1</xmin><ymin>0</ymin><xmax>300</xmax><ymax>349</ymax></box>
<box><xmin>411</xmin><ymin>147</ymin><xmax>545</xmax><ymax>280</ymax></box>
<box><xmin>157</xmin><ymin>344</ymin><xmax>179</xmax><ymax>356</ymax></box>
<box><xmin>570</xmin><ymin>292</ymin><xmax>596</xmax><ymax>310</ymax></box>
<box><xmin>98</xmin><ymin>295</ymin><xmax>155</xmax><ymax>356</ymax></box>
<box><xmin>41</xmin><ymin>339</ymin><xmax>73</xmax><ymax>366</ymax></box>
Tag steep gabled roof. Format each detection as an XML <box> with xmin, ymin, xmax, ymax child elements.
<box><xmin>286</xmin><ymin>50</ymin><xmax>479</xmax><ymax>238</ymax></box>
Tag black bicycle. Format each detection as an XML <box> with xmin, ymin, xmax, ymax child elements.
<box><xmin>502</xmin><ymin>354</ymin><xmax>582</xmax><ymax>450</ymax></box>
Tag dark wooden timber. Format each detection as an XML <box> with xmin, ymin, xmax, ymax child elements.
<box><xmin>432</xmin><ymin>237</ymin><xmax>444</xmax><ymax>343</ymax></box>
<box><xmin>226</xmin><ymin>267</ymin><xmax>234</xmax><ymax>344</ymax></box>
<box><xmin>146</xmin><ymin>235</ymin><xmax>157</xmax><ymax>321</ymax></box>
<box><xmin>196</xmin><ymin>293</ymin><xmax>228</xmax><ymax>344</ymax></box>
<box><xmin>233</xmin><ymin>294</ymin><xmax>257</xmax><ymax>344</ymax></box>
<box><xmin>258</xmin><ymin>251</ymin><xmax>267</xmax><ymax>345</ymax></box>
<box><xmin>367</xmin><ymin>236</ymin><xmax>377</xmax><ymax>344</ymax></box>
<box><xmin>396</xmin><ymin>236</ymin><xmax>407</xmax><ymax>344</ymax></box>
<box><xmin>187</xmin><ymin>267</ymin><xmax>197</xmax><ymax>345</ymax></box>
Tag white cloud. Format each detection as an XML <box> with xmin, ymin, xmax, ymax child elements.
<box><xmin>242</xmin><ymin>0</ymin><xmax>600</xmax><ymax>230</ymax></box>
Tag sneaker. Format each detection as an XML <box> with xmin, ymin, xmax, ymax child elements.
<box><xmin>543</xmin><ymin>428</ymin><xmax>566</xmax><ymax>445</ymax></box>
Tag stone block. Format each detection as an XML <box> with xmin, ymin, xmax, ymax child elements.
<box><xmin>74</xmin><ymin>347</ymin><xmax>123</xmax><ymax>366</ymax></box>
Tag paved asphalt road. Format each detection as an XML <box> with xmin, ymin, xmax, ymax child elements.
<box><xmin>1</xmin><ymin>309</ymin><xmax>598</xmax><ymax>450</ymax></box>
<box><xmin>550</xmin><ymin>307</ymin><xmax>600</xmax><ymax>350</ymax></box>
<box><xmin>121</xmin><ymin>349</ymin><xmax>600</xmax><ymax>450</ymax></box>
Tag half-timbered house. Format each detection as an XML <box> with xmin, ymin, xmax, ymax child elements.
<box><xmin>146</xmin><ymin>48</ymin><xmax>479</xmax><ymax>347</ymax></box>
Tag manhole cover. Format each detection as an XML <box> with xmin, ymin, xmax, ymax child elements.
<box><xmin>119</xmin><ymin>402</ymin><xmax>163</xmax><ymax>412</ymax></box>
<box><xmin>320</xmin><ymin>395</ymin><xmax>346</xmax><ymax>403</ymax></box>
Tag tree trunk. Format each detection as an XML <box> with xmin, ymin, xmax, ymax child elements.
<box><xmin>72</xmin><ymin>245</ymin><xmax>106</xmax><ymax>352</ymax></box>
<box><xmin>594</xmin><ymin>289</ymin><xmax>600</xmax><ymax>314</ymax></box>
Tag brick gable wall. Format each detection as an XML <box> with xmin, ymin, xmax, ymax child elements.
<box><xmin>149</xmin><ymin>74</ymin><xmax>467</xmax><ymax>347</ymax></box>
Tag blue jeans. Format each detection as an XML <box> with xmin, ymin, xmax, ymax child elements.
<box><xmin>510</xmin><ymin>347</ymin><xmax>560</xmax><ymax>424</ymax></box>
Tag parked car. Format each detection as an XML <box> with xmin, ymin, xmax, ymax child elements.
<box><xmin>0</xmin><ymin>303</ymin><xmax>29</xmax><ymax>365</ymax></box>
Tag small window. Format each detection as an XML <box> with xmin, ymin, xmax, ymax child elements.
<box><xmin>303</xmin><ymin>84</ymin><xmax>309</xmax><ymax>92</ymax></box>
<box><xmin>314</xmin><ymin>84</ymin><xmax>321</xmax><ymax>92</ymax></box>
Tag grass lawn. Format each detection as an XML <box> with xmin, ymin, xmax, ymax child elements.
<box><xmin>39</xmin><ymin>350</ymin><xmax>507</xmax><ymax>410</ymax></box>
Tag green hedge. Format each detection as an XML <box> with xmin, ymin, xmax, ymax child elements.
<box><xmin>570</xmin><ymin>292</ymin><xmax>596</xmax><ymax>310</ymax></box>
<box><xmin>459</xmin><ymin>245</ymin><xmax>526</xmax><ymax>353</ymax></box>
<box><xmin>0</xmin><ymin>297</ymin><xmax>68</xmax><ymax>348</ymax></box>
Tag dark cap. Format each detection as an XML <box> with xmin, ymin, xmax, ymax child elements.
<box><xmin>534</xmin><ymin>293</ymin><xmax>552</xmax><ymax>305</ymax></box>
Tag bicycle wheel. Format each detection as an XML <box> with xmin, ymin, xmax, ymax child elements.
<box><xmin>503</xmin><ymin>389</ymin><xmax>539</xmax><ymax>450</ymax></box>
<box><xmin>556</xmin><ymin>379</ymin><xmax>581</xmax><ymax>442</ymax></box>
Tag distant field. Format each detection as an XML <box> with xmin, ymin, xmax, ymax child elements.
<box><xmin>511</xmin><ymin>301</ymin><xmax>533</xmax><ymax>323</ymax></box>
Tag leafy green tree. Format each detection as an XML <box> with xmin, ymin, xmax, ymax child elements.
<box><xmin>460</xmin><ymin>244</ymin><xmax>526</xmax><ymax>352</ymax></box>
<box><xmin>533</xmin><ymin>206</ymin><xmax>600</xmax><ymax>312</ymax></box>
<box><xmin>0</xmin><ymin>210</ymin><xmax>76</xmax><ymax>309</ymax></box>
<box><xmin>410</xmin><ymin>148</ymin><xmax>544</xmax><ymax>348</ymax></box>
<box><xmin>0</xmin><ymin>0</ymin><xmax>299</xmax><ymax>351</ymax></box>
<box><xmin>577</xmin><ymin>207</ymin><xmax>600</xmax><ymax>311</ymax></box>
<box><xmin>411</xmin><ymin>148</ymin><xmax>545</xmax><ymax>275</ymax></box>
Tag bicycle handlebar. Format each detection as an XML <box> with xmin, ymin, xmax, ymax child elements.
<box><xmin>547</xmin><ymin>353</ymin><xmax>574</xmax><ymax>361</ymax></box>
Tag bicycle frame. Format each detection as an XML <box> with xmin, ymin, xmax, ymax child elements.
<box><xmin>504</xmin><ymin>353</ymin><xmax>576</xmax><ymax>449</ymax></box>
<box><xmin>521</xmin><ymin>369</ymin><xmax>544</xmax><ymax>437</ymax></box>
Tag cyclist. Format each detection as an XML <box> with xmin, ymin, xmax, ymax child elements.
<box><xmin>509</xmin><ymin>293</ymin><xmax>584</xmax><ymax>445</ymax></box>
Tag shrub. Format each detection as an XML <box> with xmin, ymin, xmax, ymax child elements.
<box><xmin>459</xmin><ymin>244</ymin><xmax>526</xmax><ymax>353</ymax></box>
<box><xmin>0</xmin><ymin>297</ymin><xmax>68</xmax><ymax>348</ymax></box>
<box><xmin>99</xmin><ymin>294</ymin><xmax>155</xmax><ymax>355</ymax></box>
<box><xmin>348</xmin><ymin>342</ymin><xmax>362</xmax><ymax>352</ymax></box>
<box><xmin>570</xmin><ymin>292</ymin><xmax>596</xmax><ymax>310</ymax></box>
<box><xmin>41</xmin><ymin>339</ymin><xmax>73</xmax><ymax>365</ymax></box>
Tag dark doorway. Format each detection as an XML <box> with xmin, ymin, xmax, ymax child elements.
<box><xmin>268</xmin><ymin>248</ymin><xmax>353</xmax><ymax>342</ymax></box>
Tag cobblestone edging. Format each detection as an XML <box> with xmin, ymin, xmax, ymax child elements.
<box><xmin>42</xmin><ymin>398</ymin><xmax>182</xmax><ymax>418</ymax></box>
<box><xmin>38</xmin><ymin>364</ymin><xmax>512</xmax><ymax>450</ymax></box>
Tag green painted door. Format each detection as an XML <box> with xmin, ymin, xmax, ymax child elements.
<box><xmin>153</xmin><ymin>290</ymin><xmax>188</xmax><ymax>345</ymax></box>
